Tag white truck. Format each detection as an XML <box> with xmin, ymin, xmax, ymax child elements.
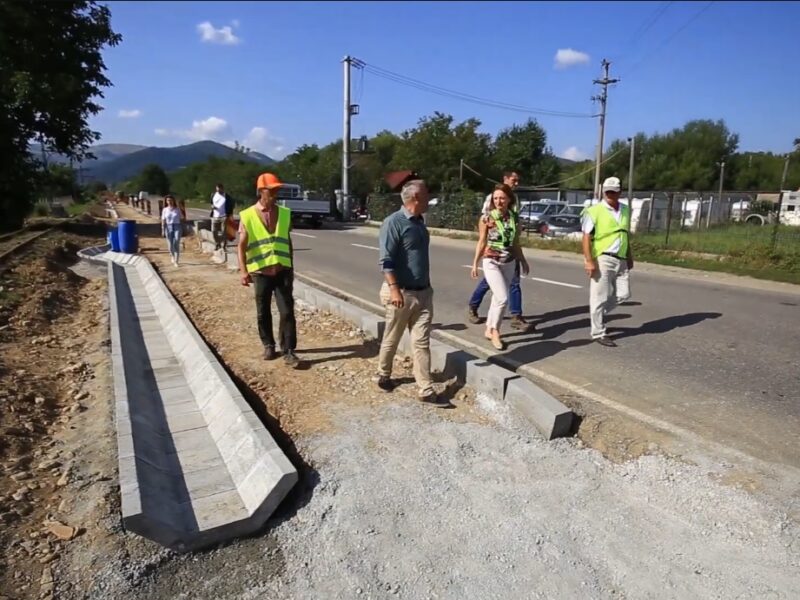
<box><xmin>276</xmin><ymin>184</ymin><xmax>331</xmax><ymax>228</ymax></box>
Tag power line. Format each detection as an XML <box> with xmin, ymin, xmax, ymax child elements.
<box><xmin>360</xmin><ymin>61</ymin><xmax>595</xmax><ymax>119</ymax></box>
<box><xmin>622</xmin><ymin>1</ymin><xmax>715</xmax><ymax>77</ymax></box>
<box><xmin>460</xmin><ymin>146</ymin><xmax>627</xmax><ymax>190</ymax></box>
<box><xmin>628</xmin><ymin>1</ymin><xmax>675</xmax><ymax>51</ymax></box>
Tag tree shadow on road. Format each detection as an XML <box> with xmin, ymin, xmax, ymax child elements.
<box><xmin>609</xmin><ymin>312</ymin><xmax>722</xmax><ymax>340</ymax></box>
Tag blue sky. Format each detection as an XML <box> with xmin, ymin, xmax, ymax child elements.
<box><xmin>94</xmin><ymin>1</ymin><xmax>800</xmax><ymax>160</ymax></box>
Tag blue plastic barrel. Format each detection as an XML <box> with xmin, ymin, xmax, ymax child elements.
<box><xmin>117</xmin><ymin>219</ymin><xmax>138</xmax><ymax>254</ymax></box>
<box><xmin>108</xmin><ymin>227</ymin><xmax>121</xmax><ymax>252</ymax></box>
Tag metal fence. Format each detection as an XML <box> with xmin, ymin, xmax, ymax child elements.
<box><xmin>367</xmin><ymin>188</ymin><xmax>800</xmax><ymax>254</ymax></box>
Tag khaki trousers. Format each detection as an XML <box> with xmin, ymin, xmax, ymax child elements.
<box><xmin>377</xmin><ymin>283</ymin><xmax>434</xmax><ymax>396</ymax></box>
<box><xmin>589</xmin><ymin>254</ymin><xmax>631</xmax><ymax>339</ymax></box>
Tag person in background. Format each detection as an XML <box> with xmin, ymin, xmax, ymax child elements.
<box><xmin>210</xmin><ymin>183</ymin><xmax>229</xmax><ymax>253</ymax></box>
<box><xmin>237</xmin><ymin>172</ymin><xmax>301</xmax><ymax>368</ymax></box>
<box><xmin>467</xmin><ymin>170</ymin><xmax>532</xmax><ymax>332</ymax></box>
<box><xmin>161</xmin><ymin>194</ymin><xmax>182</xmax><ymax>267</ymax></box>
<box><xmin>376</xmin><ymin>179</ymin><xmax>450</xmax><ymax>408</ymax></box>
<box><xmin>581</xmin><ymin>176</ymin><xmax>633</xmax><ymax>347</ymax></box>
<box><xmin>470</xmin><ymin>183</ymin><xmax>530</xmax><ymax>351</ymax></box>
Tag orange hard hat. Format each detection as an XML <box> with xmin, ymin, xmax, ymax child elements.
<box><xmin>256</xmin><ymin>172</ymin><xmax>282</xmax><ymax>190</ymax></box>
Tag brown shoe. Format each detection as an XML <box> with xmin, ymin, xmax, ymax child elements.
<box><xmin>595</xmin><ymin>337</ymin><xmax>617</xmax><ymax>348</ymax></box>
<box><xmin>467</xmin><ymin>306</ymin><xmax>481</xmax><ymax>325</ymax></box>
<box><xmin>510</xmin><ymin>315</ymin><xmax>531</xmax><ymax>332</ymax></box>
<box><xmin>263</xmin><ymin>345</ymin><xmax>277</xmax><ymax>360</ymax></box>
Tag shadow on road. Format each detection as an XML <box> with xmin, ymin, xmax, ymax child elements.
<box><xmin>610</xmin><ymin>312</ymin><xmax>722</xmax><ymax>340</ymax></box>
<box><xmin>299</xmin><ymin>341</ymin><xmax>379</xmax><ymax>367</ymax></box>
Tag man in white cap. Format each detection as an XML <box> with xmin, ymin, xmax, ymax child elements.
<box><xmin>581</xmin><ymin>176</ymin><xmax>633</xmax><ymax>347</ymax></box>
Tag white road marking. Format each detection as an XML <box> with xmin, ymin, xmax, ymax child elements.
<box><xmin>352</xmin><ymin>243</ymin><xmax>380</xmax><ymax>251</ymax></box>
<box><xmin>293</xmin><ymin>232</ymin><xmax>317</xmax><ymax>239</ymax></box>
<box><xmin>461</xmin><ymin>265</ymin><xmax>582</xmax><ymax>289</ymax></box>
<box><xmin>529</xmin><ymin>277</ymin><xmax>582</xmax><ymax>289</ymax></box>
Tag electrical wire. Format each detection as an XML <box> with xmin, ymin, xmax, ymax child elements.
<box><xmin>361</xmin><ymin>62</ymin><xmax>595</xmax><ymax>119</ymax></box>
<box><xmin>621</xmin><ymin>1</ymin><xmax>715</xmax><ymax>77</ymax></box>
<box><xmin>460</xmin><ymin>145</ymin><xmax>628</xmax><ymax>190</ymax></box>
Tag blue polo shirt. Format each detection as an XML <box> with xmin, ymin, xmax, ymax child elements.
<box><xmin>378</xmin><ymin>207</ymin><xmax>430</xmax><ymax>290</ymax></box>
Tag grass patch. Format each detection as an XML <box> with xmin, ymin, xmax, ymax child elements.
<box><xmin>67</xmin><ymin>203</ymin><xmax>92</xmax><ymax>217</ymax></box>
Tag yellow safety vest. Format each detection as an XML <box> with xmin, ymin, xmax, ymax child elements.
<box><xmin>239</xmin><ymin>204</ymin><xmax>292</xmax><ymax>273</ymax></box>
<box><xmin>585</xmin><ymin>202</ymin><xmax>631</xmax><ymax>258</ymax></box>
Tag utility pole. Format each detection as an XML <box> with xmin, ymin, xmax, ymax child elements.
<box><xmin>627</xmin><ymin>136</ymin><xmax>635</xmax><ymax>202</ymax></box>
<box><xmin>592</xmin><ymin>59</ymin><xmax>620</xmax><ymax>200</ymax></box>
<box><xmin>341</xmin><ymin>56</ymin><xmax>364</xmax><ymax>221</ymax></box>
<box><xmin>459</xmin><ymin>159</ymin><xmax>464</xmax><ymax>183</ymax></box>
<box><xmin>771</xmin><ymin>153</ymin><xmax>791</xmax><ymax>250</ymax></box>
<box><xmin>711</xmin><ymin>160</ymin><xmax>725</xmax><ymax>229</ymax></box>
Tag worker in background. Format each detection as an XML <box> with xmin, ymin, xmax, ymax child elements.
<box><xmin>582</xmin><ymin>176</ymin><xmax>633</xmax><ymax>347</ymax></box>
<box><xmin>210</xmin><ymin>183</ymin><xmax>229</xmax><ymax>255</ymax></box>
<box><xmin>377</xmin><ymin>179</ymin><xmax>450</xmax><ymax>408</ymax></box>
<box><xmin>237</xmin><ymin>173</ymin><xmax>301</xmax><ymax>368</ymax></box>
<box><xmin>467</xmin><ymin>170</ymin><xmax>532</xmax><ymax>332</ymax></box>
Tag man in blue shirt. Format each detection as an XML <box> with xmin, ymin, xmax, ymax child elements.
<box><xmin>377</xmin><ymin>179</ymin><xmax>450</xmax><ymax>408</ymax></box>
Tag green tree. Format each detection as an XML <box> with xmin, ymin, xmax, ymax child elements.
<box><xmin>390</xmin><ymin>112</ymin><xmax>493</xmax><ymax>191</ymax></box>
<box><xmin>134</xmin><ymin>164</ymin><xmax>170</xmax><ymax>195</ymax></box>
<box><xmin>0</xmin><ymin>1</ymin><xmax>121</xmax><ymax>230</ymax></box>
<box><xmin>492</xmin><ymin>119</ymin><xmax>560</xmax><ymax>185</ymax></box>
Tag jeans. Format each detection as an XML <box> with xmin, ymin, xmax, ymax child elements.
<box><xmin>469</xmin><ymin>261</ymin><xmax>522</xmax><ymax>316</ymax></box>
<box><xmin>165</xmin><ymin>225</ymin><xmax>181</xmax><ymax>261</ymax></box>
<box><xmin>211</xmin><ymin>217</ymin><xmax>227</xmax><ymax>251</ymax></box>
<box><xmin>253</xmin><ymin>269</ymin><xmax>297</xmax><ymax>351</ymax></box>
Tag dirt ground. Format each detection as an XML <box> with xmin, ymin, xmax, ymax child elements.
<box><xmin>0</xmin><ymin>233</ymin><xmax>797</xmax><ymax>600</ymax></box>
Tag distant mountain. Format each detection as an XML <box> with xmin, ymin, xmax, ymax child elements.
<box><xmin>89</xmin><ymin>143</ymin><xmax>147</xmax><ymax>162</ymax></box>
<box><xmin>84</xmin><ymin>141</ymin><xmax>276</xmax><ymax>184</ymax></box>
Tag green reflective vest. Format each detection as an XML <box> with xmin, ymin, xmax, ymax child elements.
<box><xmin>488</xmin><ymin>209</ymin><xmax>517</xmax><ymax>252</ymax></box>
<box><xmin>585</xmin><ymin>202</ymin><xmax>631</xmax><ymax>258</ymax></box>
<box><xmin>240</xmin><ymin>204</ymin><xmax>292</xmax><ymax>273</ymax></box>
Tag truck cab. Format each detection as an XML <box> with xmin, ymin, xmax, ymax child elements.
<box><xmin>277</xmin><ymin>183</ymin><xmax>331</xmax><ymax>228</ymax></box>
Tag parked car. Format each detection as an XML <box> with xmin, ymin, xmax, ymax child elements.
<box><xmin>538</xmin><ymin>213</ymin><xmax>583</xmax><ymax>239</ymax></box>
<box><xmin>558</xmin><ymin>203</ymin><xmax>589</xmax><ymax>217</ymax></box>
<box><xmin>517</xmin><ymin>201</ymin><xmax>566</xmax><ymax>232</ymax></box>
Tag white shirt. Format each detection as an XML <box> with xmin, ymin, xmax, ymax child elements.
<box><xmin>482</xmin><ymin>193</ymin><xmax>493</xmax><ymax>217</ymax></box>
<box><xmin>581</xmin><ymin>199</ymin><xmax>623</xmax><ymax>255</ymax></box>
<box><xmin>161</xmin><ymin>206</ymin><xmax>181</xmax><ymax>226</ymax></box>
<box><xmin>212</xmin><ymin>192</ymin><xmax>227</xmax><ymax>218</ymax></box>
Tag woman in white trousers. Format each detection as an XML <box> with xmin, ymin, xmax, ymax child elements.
<box><xmin>471</xmin><ymin>184</ymin><xmax>530</xmax><ymax>351</ymax></box>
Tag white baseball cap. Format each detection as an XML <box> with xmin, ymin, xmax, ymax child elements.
<box><xmin>602</xmin><ymin>176</ymin><xmax>621</xmax><ymax>192</ymax></box>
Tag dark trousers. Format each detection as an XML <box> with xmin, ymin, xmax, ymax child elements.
<box><xmin>253</xmin><ymin>269</ymin><xmax>297</xmax><ymax>351</ymax></box>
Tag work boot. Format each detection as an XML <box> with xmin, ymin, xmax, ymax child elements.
<box><xmin>263</xmin><ymin>345</ymin><xmax>277</xmax><ymax>360</ymax></box>
<box><xmin>467</xmin><ymin>306</ymin><xmax>481</xmax><ymax>325</ymax></box>
<box><xmin>419</xmin><ymin>391</ymin><xmax>453</xmax><ymax>409</ymax></box>
<box><xmin>510</xmin><ymin>315</ymin><xmax>532</xmax><ymax>332</ymax></box>
<box><xmin>377</xmin><ymin>375</ymin><xmax>395</xmax><ymax>392</ymax></box>
<box><xmin>283</xmin><ymin>350</ymin><xmax>301</xmax><ymax>368</ymax></box>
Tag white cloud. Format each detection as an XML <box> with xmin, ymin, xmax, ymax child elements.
<box><xmin>197</xmin><ymin>21</ymin><xmax>241</xmax><ymax>45</ymax></box>
<box><xmin>118</xmin><ymin>109</ymin><xmax>142</xmax><ymax>118</ymax></box>
<box><xmin>153</xmin><ymin>116</ymin><xmax>231</xmax><ymax>141</ymax></box>
<box><xmin>154</xmin><ymin>120</ymin><xmax>287</xmax><ymax>158</ymax></box>
<box><xmin>554</xmin><ymin>48</ymin><xmax>590</xmax><ymax>70</ymax></box>
<box><xmin>231</xmin><ymin>19</ymin><xmax>240</xmax><ymax>28</ymax></box>
<box><xmin>561</xmin><ymin>146</ymin><xmax>589</xmax><ymax>162</ymax></box>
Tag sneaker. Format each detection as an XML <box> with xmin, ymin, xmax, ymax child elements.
<box><xmin>283</xmin><ymin>350</ymin><xmax>300</xmax><ymax>369</ymax></box>
<box><xmin>263</xmin><ymin>345</ymin><xmax>277</xmax><ymax>360</ymax></box>
<box><xmin>595</xmin><ymin>337</ymin><xmax>617</xmax><ymax>348</ymax></box>
<box><xmin>377</xmin><ymin>375</ymin><xmax>395</xmax><ymax>392</ymax></box>
<box><xmin>467</xmin><ymin>306</ymin><xmax>481</xmax><ymax>325</ymax></box>
<box><xmin>419</xmin><ymin>391</ymin><xmax>453</xmax><ymax>408</ymax></box>
<box><xmin>510</xmin><ymin>315</ymin><xmax>531</xmax><ymax>331</ymax></box>
<box><xmin>283</xmin><ymin>350</ymin><xmax>301</xmax><ymax>368</ymax></box>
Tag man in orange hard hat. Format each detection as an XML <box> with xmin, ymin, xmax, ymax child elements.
<box><xmin>237</xmin><ymin>172</ymin><xmax>301</xmax><ymax>368</ymax></box>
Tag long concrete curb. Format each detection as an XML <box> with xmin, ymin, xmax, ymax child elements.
<box><xmin>84</xmin><ymin>245</ymin><xmax>298</xmax><ymax>551</ymax></box>
<box><xmin>293</xmin><ymin>276</ymin><xmax>574</xmax><ymax>440</ymax></box>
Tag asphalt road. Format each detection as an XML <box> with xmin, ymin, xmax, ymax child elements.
<box><xmin>290</xmin><ymin>224</ymin><xmax>800</xmax><ymax>469</ymax></box>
